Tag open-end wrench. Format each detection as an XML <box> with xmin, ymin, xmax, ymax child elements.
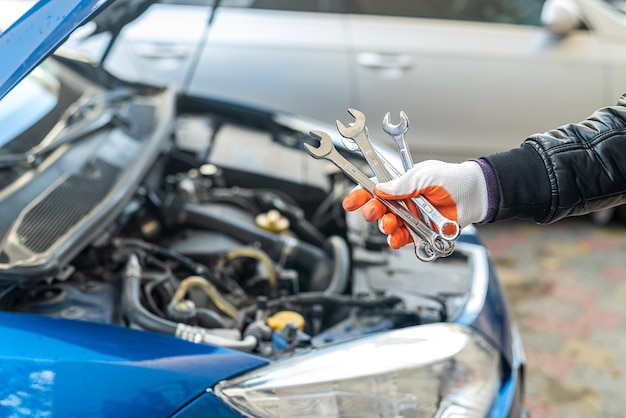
<box><xmin>336</xmin><ymin>109</ymin><xmax>453</xmax><ymax>255</ymax></box>
<box><xmin>382</xmin><ymin>111</ymin><xmax>461</xmax><ymax>241</ymax></box>
<box><xmin>336</xmin><ymin>109</ymin><xmax>394</xmax><ymax>183</ymax></box>
<box><xmin>382</xmin><ymin>111</ymin><xmax>413</xmax><ymax>171</ymax></box>
<box><xmin>338</xmin><ymin>109</ymin><xmax>460</xmax><ymax>242</ymax></box>
<box><xmin>304</xmin><ymin>130</ymin><xmax>450</xmax><ymax>261</ymax></box>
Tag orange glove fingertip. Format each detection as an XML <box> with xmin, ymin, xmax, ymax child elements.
<box><xmin>380</xmin><ymin>213</ymin><xmax>400</xmax><ymax>234</ymax></box>
<box><xmin>342</xmin><ymin>188</ymin><xmax>373</xmax><ymax>211</ymax></box>
<box><xmin>388</xmin><ymin>227</ymin><xmax>411</xmax><ymax>249</ymax></box>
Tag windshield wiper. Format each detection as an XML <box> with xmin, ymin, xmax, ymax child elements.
<box><xmin>0</xmin><ymin>88</ymin><xmax>132</xmax><ymax>169</ymax></box>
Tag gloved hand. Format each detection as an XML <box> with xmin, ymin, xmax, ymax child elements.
<box><xmin>342</xmin><ymin>160</ymin><xmax>489</xmax><ymax>249</ymax></box>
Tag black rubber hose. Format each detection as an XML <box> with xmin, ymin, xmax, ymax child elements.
<box><xmin>240</xmin><ymin>292</ymin><xmax>403</xmax><ymax>319</ymax></box>
<box><xmin>196</xmin><ymin>308</ymin><xmax>230</xmax><ymax>328</ymax></box>
<box><xmin>162</xmin><ymin>197</ymin><xmax>332</xmax><ymax>292</ymax></box>
<box><xmin>122</xmin><ymin>254</ymin><xmax>178</xmax><ymax>335</ymax></box>
<box><xmin>322</xmin><ymin>235</ymin><xmax>351</xmax><ymax>295</ymax></box>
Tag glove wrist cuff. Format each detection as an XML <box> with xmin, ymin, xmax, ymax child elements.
<box><xmin>459</xmin><ymin>161</ymin><xmax>490</xmax><ymax>226</ymax></box>
<box><xmin>468</xmin><ymin>158</ymin><xmax>499</xmax><ymax>223</ymax></box>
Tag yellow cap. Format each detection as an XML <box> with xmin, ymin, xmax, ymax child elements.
<box><xmin>256</xmin><ymin>209</ymin><xmax>290</xmax><ymax>234</ymax></box>
<box><xmin>267</xmin><ymin>310</ymin><xmax>305</xmax><ymax>331</ymax></box>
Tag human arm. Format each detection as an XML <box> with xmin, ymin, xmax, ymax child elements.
<box><xmin>344</xmin><ymin>94</ymin><xmax>626</xmax><ymax>248</ymax></box>
<box><xmin>486</xmin><ymin>93</ymin><xmax>626</xmax><ymax>223</ymax></box>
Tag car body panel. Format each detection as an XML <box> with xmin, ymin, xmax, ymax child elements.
<box><xmin>348</xmin><ymin>14</ymin><xmax>605</xmax><ymax>159</ymax></box>
<box><xmin>172</xmin><ymin>390</ymin><xmax>242</xmax><ymax>418</ymax></box>
<box><xmin>0</xmin><ymin>0</ymin><xmax>112</xmax><ymax>101</ymax></box>
<box><xmin>103</xmin><ymin>3</ymin><xmax>211</xmax><ymax>86</ymax></box>
<box><xmin>189</xmin><ymin>7</ymin><xmax>352</xmax><ymax>127</ymax></box>
<box><xmin>87</xmin><ymin>0</ymin><xmax>625</xmax><ymax>162</ymax></box>
<box><xmin>0</xmin><ymin>311</ymin><xmax>267</xmax><ymax>417</ymax></box>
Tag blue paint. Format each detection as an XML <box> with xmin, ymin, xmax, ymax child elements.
<box><xmin>0</xmin><ymin>312</ymin><xmax>267</xmax><ymax>417</ymax></box>
<box><xmin>0</xmin><ymin>0</ymin><xmax>113</xmax><ymax>101</ymax></box>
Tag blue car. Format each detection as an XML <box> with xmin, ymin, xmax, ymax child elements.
<box><xmin>0</xmin><ymin>1</ymin><xmax>526</xmax><ymax>417</ymax></box>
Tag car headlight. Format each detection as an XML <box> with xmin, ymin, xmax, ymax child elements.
<box><xmin>214</xmin><ymin>323</ymin><xmax>500</xmax><ymax>417</ymax></box>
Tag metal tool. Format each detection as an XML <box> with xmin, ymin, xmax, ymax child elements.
<box><xmin>337</xmin><ymin>109</ymin><xmax>460</xmax><ymax>242</ymax></box>
<box><xmin>382</xmin><ymin>111</ymin><xmax>413</xmax><ymax>171</ymax></box>
<box><xmin>336</xmin><ymin>109</ymin><xmax>393</xmax><ymax>183</ymax></box>
<box><xmin>304</xmin><ymin>130</ymin><xmax>449</xmax><ymax>261</ymax></box>
<box><xmin>382</xmin><ymin>111</ymin><xmax>461</xmax><ymax>241</ymax></box>
<box><xmin>335</xmin><ymin>110</ymin><xmax>451</xmax><ymax>257</ymax></box>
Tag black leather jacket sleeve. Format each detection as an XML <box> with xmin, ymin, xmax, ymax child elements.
<box><xmin>482</xmin><ymin>94</ymin><xmax>626</xmax><ymax>224</ymax></box>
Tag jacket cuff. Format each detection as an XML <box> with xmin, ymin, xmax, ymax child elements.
<box><xmin>468</xmin><ymin>158</ymin><xmax>499</xmax><ymax>223</ymax></box>
<box><xmin>481</xmin><ymin>144</ymin><xmax>552</xmax><ymax>222</ymax></box>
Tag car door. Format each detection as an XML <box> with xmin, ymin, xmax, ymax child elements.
<box><xmin>98</xmin><ymin>2</ymin><xmax>213</xmax><ymax>90</ymax></box>
<box><xmin>340</xmin><ymin>0</ymin><xmax>607</xmax><ymax>161</ymax></box>
<box><xmin>185</xmin><ymin>0</ymin><xmax>351</xmax><ymax>125</ymax></box>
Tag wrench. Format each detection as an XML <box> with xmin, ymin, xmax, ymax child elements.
<box><xmin>382</xmin><ymin>111</ymin><xmax>413</xmax><ymax>171</ymax></box>
<box><xmin>338</xmin><ymin>109</ymin><xmax>460</xmax><ymax>242</ymax></box>
<box><xmin>335</xmin><ymin>109</ymin><xmax>447</xmax><ymax>256</ymax></box>
<box><xmin>336</xmin><ymin>109</ymin><xmax>394</xmax><ymax>183</ymax></box>
<box><xmin>336</xmin><ymin>109</ymin><xmax>452</xmax><ymax>255</ymax></box>
<box><xmin>304</xmin><ymin>130</ymin><xmax>450</xmax><ymax>261</ymax></box>
<box><xmin>382</xmin><ymin>111</ymin><xmax>461</xmax><ymax>241</ymax></box>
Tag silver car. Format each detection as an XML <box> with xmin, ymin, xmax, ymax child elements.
<box><xmin>65</xmin><ymin>0</ymin><xmax>626</xmax><ymax>163</ymax></box>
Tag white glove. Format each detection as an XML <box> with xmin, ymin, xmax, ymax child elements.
<box><xmin>342</xmin><ymin>160</ymin><xmax>489</xmax><ymax>249</ymax></box>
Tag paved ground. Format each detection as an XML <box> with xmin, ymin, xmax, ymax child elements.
<box><xmin>475</xmin><ymin>213</ymin><xmax>626</xmax><ymax>418</ymax></box>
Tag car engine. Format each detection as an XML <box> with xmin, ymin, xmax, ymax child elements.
<box><xmin>0</xmin><ymin>96</ymin><xmax>473</xmax><ymax>359</ymax></box>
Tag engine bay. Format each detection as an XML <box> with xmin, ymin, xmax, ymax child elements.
<box><xmin>0</xmin><ymin>96</ymin><xmax>474</xmax><ymax>359</ymax></box>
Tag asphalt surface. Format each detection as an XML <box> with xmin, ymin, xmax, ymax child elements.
<box><xmin>475</xmin><ymin>212</ymin><xmax>626</xmax><ymax>418</ymax></box>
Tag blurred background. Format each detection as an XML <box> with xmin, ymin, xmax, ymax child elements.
<box><xmin>48</xmin><ymin>0</ymin><xmax>626</xmax><ymax>162</ymax></box>
<box><xmin>478</xmin><ymin>212</ymin><xmax>626</xmax><ymax>418</ymax></box>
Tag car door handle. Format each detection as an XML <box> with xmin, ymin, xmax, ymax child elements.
<box><xmin>356</xmin><ymin>52</ymin><xmax>414</xmax><ymax>71</ymax></box>
<box><xmin>132</xmin><ymin>42</ymin><xmax>193</xmax><ymax>60</ymax></box>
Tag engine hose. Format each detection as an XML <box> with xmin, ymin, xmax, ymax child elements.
<box><xmin>122</xmin><ymin>254</ymin><xmax>178</xmax><ymax>335</ymax></box>
<box><xmin>196</xmin><ymin>308</ymin><xmax>230</xmax><ymax>328</ymax></box>
<box><xmin>226</xmin><ymin>246</ymin><xmax>278</xmax><ymax>295</ymax></box>
<box><xmin>322</xmin><ymin>235</ymin><xmax>351</xmax><ymax>295</ymax></box>
<box><xmin>163</xmin><ymin>197</ymin><xmax>332</xmax><ymax>291</ymax></box>
<box><xmin>175</xmin><ymin>324</ymin><xmax>258</xmax><ymax>352</ymax></box>
<box><xmin>240</xmin><ymin>292</ymin><xmax>403</xmax><ymax>318</ymax></box>
<box><xmin>123</xmin><ymin>255</ymin><xmax>258</xmax><ymax>350</ymax></box>
<box><xmin>171</xmin><ymin>275</ymin><xmax>238</xmax><ymax>319</ymax></box>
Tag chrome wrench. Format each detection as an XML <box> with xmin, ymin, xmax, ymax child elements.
<box><xmin>335</xmin><ymin>109</ymin><xmax>452</xmax><ymax>256</ymax></box>
<box><xmin>382</xmin><ymin>111</ymin><xmax>461</xmax><ymax>241</ymax></box>
<box><xmin>304</xmin><ymin>130</ymin><xmax>447</xmax><ymax>261</ymax></box>
<box><xmin>336</xmin><ymin>109</ymin><xmax>393</xmax><ymax>183</ymax></box>
<box><xmin>382</xmin><ymin>111</ymin><xmax>413</xmax><ymax>171</ymax></box>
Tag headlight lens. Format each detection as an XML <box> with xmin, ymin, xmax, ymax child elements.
<box><xmin>215</xmin><ymin>323</ymin><xmax>500</xmax><ymax>417</ymax></box>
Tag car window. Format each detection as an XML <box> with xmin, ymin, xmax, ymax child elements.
<box><xmin>330</xmin><ymin>0</ymin><xmax>546</xmax><ymax>26</ymax></box>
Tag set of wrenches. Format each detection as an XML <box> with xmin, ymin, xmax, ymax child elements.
<box><xmin>304</xmin><ymin>108</ymin><xmax>460</xmax><ymax>262</ymax></box>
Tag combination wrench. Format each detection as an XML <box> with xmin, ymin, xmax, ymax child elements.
<box><xmin>304</xmin><ymin>130</ymin><xmax>448</xmax><ymax>261</ymax></box>
<box><xmin>382</xmin><ymin>111</ymin><xmax>413</xmax><ymax>171</ymax></box>
<box><xmin>381</xmin><ymin>111</ymin><xmax>461</xmax><ymax>241</ymax></box>
<box><xmin>338</xmin><ymin>109</ymin><xmax>460</xmax><ymax>242</ymax></box>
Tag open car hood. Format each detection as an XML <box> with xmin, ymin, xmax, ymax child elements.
<box><xmin>0</xmin><ymin>0</ymin><xmax>112</xmax><ymax>101</ymax></box>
